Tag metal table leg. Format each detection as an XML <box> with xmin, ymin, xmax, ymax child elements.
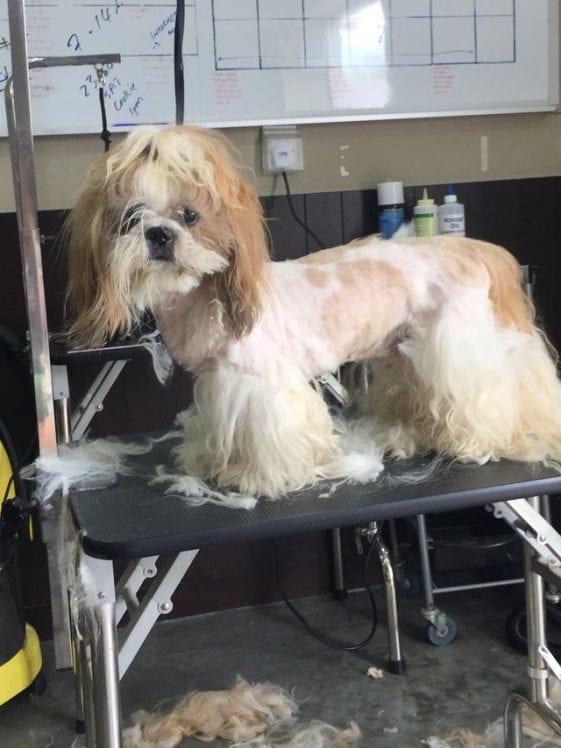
<box><xmin>495</xmin><ymin>496</ymin><xmax>561</xmax><ymax>744</ymax></box>
<box><xmin>90</xmin><ymin>602</ymin><xmax>122</xmax><ymax>746</ymax></box>
<box><xmin>330</xmin><ymin>528</ymin><xmax>347</xmax><ymax>600</ymax></box>
<box><xmin>78</xmin><ymin>551</ymin><xmax>122</xmax><ymax>748</ymax></box>
<box><xmin>374</xmin><ymin>531</ymin><xmax>406</xmax><ymax>674</ymax></box>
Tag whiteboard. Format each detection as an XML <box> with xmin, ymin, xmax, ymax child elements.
<box><xmin>0</xmin><ymin>0</ymin><xmax>558</xmax><ymax>136</ymax></box>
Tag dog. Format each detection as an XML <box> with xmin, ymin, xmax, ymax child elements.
<box><xmin>64</xmin><ymin>125</ymin><xmax>561</xmax><ymax>498</ymax></box>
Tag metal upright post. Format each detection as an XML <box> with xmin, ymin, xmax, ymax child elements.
<box><xmin>6</xmin><ymin>0</ymin><xmax>66</xmax><ymax>666</ymax></box>
<box><xmin>5</xmin><ymin>0</ymin><xmax>119</xmax><ymax>669</ymax></box>
<box><xmin>6</xmin><ymin>0</ymin><xmax>57</xmax><ymax>458</ymax></box>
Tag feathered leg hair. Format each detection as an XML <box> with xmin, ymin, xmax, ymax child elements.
<box><xmin>362</xmin><ymin>244</ymin><xmax>561</xmax><ymax>465</ymax></box>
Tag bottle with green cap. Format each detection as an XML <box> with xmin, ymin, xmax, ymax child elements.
<box><xmin>413</xmin><ymin>188</ymin><xmax>437</xmax><ymax>237</ymax></box>
<box><xmin>438</xmin><ymin>185</ymin><xmax>466</xmax><ymax>236</ymax></box>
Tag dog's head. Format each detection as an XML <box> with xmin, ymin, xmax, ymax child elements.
<box><xmin>65</xmin><ymin>125</ymin><xmax>269</xmax><ymax>346</ymax></box>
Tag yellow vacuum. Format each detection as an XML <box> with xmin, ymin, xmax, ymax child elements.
<box><xmin>0</xmin><ymin>417</ymin><xmax>43</xmax><ymax>704</ymax></box>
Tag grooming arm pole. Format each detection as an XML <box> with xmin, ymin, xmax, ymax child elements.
<box><xmin>5</xmin><ymin>0</ymin><xmax>119</xmax><ymax>667</ymax></box>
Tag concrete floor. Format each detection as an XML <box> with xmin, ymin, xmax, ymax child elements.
<box><xmin>0</xmin><ymin>585</ymin><xmax>531</xmax><ymax>747</ymax></box>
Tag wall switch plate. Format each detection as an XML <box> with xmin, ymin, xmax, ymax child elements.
<box><xmin>262</xmin><ymin>125</ymin><xmax>304</xmax><ymax>172</ymax></box>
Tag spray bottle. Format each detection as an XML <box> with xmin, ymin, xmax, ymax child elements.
<box><xmin>376</xmin><ymin>181</ymin><xmax>405</xmax><ymax>239</ymax></box>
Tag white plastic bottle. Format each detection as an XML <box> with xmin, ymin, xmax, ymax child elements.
<box><xmin>413</xmin><ymin>188</ymin><xmax>437</xmax><ymax>237</ymax></box>
<box><xmin>438</xmin><ymin>185</ymin><xmax>465</xmax><ymax>236</ymax></box>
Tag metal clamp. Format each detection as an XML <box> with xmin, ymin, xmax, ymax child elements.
<box><xmin>538</xmin><ymin>644</ymin><xmax>561</xmax><ymax>682</ymax></box>
<box><xmin>493</xmin><ymin>499</ymin><xmax>561</xmax><ymax>566</ymax></box>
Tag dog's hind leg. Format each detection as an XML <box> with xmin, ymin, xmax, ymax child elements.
<box><xmin>375</xmin><ymin>286</ymin><xmax>561</xmax><ymax>466</ymax></box>
<box><xmin>359</xmin><ymin>354</ymin><xmax>434</xmax><ymax>459</ymax></box>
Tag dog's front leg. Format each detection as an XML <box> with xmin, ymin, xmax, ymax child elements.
<box><xmin>173</xmin><ymin>365</ymin><xmax>340</xmax><ymax>498</ymax></box>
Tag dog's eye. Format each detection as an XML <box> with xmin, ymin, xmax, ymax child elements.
<box><xmin>119</xmin><ymin>203</ymin><xmax>144</xmax><ymax>234</ymax></box>
<box><xmin>182</xmin><ymin>208</ymin><xmax>199</xmax><ymax>226</ymax></box>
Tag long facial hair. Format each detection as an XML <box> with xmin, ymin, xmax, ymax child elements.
<box><xmin>64</xmin><ymin>125</ymin><xmax>269</xmax><ymax>347</ymax></box>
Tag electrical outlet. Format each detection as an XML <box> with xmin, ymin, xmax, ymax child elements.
<box><xmin>262</xmin><ymin>125</ymin><xmax>304</xmax><ymax>173</ymax></box>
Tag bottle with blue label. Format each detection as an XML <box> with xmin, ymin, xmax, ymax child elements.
<box><xmin>377</xmin><ymin>181</ymin><xmax>405</xmax><ymax>239</ymax></box>
<box><xmin>438</xmin><ymin>185</ymin><xmax>466</xmax><ymax>236</ymax></box>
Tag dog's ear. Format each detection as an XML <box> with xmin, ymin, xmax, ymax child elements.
<box><xmin>64</xmin><ymin>161</ymin><xmax>131</xmax><ymax>347</ymax></box>
<box><xmin>208</xmin><ymin>144</ymin><xmax>270</xmax><ymax>338</ymax></box>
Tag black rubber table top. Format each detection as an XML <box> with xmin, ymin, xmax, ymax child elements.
<box><xmin>69</xmin><ymin>435</ymin><xmax>561</xmax><ymax>560</ymax></box>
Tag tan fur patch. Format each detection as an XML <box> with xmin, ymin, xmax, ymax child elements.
<box><xmin>305</xmin><ymin>267</ymin><xmax>329</xmax><ymax>287</ymax></box>
<box><xmin>337</xmin><ymin>258</ymin><xmax>378</xmax><ymax>285</ymax></box>
<box><xmin>438</xmin><ymin>238</ymin><xmax>533</xmax><ymax>334</ymax></box>
<box><xmin>321</xmin><ymin>260</ymin><xmax>411</xmax><ymax>362</ymax></box>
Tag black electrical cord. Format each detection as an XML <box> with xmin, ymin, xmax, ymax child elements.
<box><xmin>281</xmin><ymin>171</ymin><xmax>326</xmax><ymax>250</ymax></box>
<box><xmin>174</xmin><ymin>0</ymin><xmax>185</xmax><ymax>125</ymax></box>
<box><xmin>98</xmin><ymin>85</ymin><xmax>111</xmax><ymax>152</ymax></box>
<box><xmin>0</xmin><ymin>326</ymin><xmax>37</xmax><ymax>471</ymax></box>
<box><xmin>0</xmin><ymin>415</ymin><xmax>36</xmax><ymax>546</ymax></box>
<box><xmin>273</xmin><ymin>533</ymin><xmax>379</xmax><ymax>651</ymax></box>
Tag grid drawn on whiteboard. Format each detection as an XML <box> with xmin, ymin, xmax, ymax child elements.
<box><xmin>212</xmin><ymin>0</ymin><xmax>516</xmax><ymax>71</ymax></box>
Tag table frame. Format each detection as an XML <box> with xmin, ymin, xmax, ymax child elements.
<box><xmin>67</xmin><ymin>486</ymin><xmax>561</xmax><ymax>747</ymax></box>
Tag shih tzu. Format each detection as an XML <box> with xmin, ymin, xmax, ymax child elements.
<box><xmin>64</xmin><ymin>125</ymin><xmax>561</xmax><ymax>498</ymax></box>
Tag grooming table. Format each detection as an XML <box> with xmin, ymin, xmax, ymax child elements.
<box><xmin>67</xmin><ymin>436</ymin><xmax>561</xmax><ymax>747</ymax></box>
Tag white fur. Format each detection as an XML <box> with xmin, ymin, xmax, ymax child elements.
<box><xmin>364</xmin><ymin>290</ymin><xmax>561</xmax><ymax>465</ymax></box>
<box><xmin>423</xmin><ymin>680</ymin><xmax>561</xmax><ymax>746</ymax></box>
<box><xmin>139</xmin><ymin>330</ymin><xmax>175</xmax><ymax>385</ymax></box>
<box><xmin>235</xmin><ymin>721</ymin><xmax>361</xmax><ymax>747</ymax></box>
<box><xmin>35</xmin><ymin>437</ymin><xmax>154</xmax><ymax>503</ymax></box>
<box><xmin>151</xmin><ymin>465</ymin><xmax>258</xmax><ymax>510</ymax></box>
<box><xmin>172</xmin><ymin>370</ymin><xmax>384</xmax><ymax>498</ymax></box>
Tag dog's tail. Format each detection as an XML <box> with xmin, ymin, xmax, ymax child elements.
<box><xmin>466</xmin><ymin>239</ymin><xmax>534</xmax><ymax>335</ymax></box>
<box><xmin>472</xmin><ymin>238</ymin><xmax>561</xmax><ymax>372</ymax></box>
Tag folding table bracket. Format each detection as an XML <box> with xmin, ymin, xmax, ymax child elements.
<box><xmin>117</xmin><ymin>551</ymin><xmax>199</xmax><ymax>677</ymax></box>
<box><xmin>115</xmin><ymin>555</ymin><xmax>159</xmax><ymax>624</ymax></box>
<box><xmin>492</xmin><ymin>498</ymin><xmax>561</xmax><ymax>576</ymax></box>
<box><xmin>76</xmin><ymin>547</ymin><xmax>199</xmax><ymax>744</ymax></box>
<box><xmin>71</xmin><ymin>361</ymin><xmax>129</xmax><ymax>441</ymax></box>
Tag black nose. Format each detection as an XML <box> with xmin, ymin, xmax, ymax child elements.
<box><xmin>145</xmin><ymin>226</ymin><xmax>175</xmax><ymax>261</ymax></box>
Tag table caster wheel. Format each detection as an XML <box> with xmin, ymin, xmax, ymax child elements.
<box><xmin>427</xmin><ymin>615</ymin><xmax>457</xmax><ymax>646</ymax></box>
<box><xmin>505</xmin><ymin>602</ymin><xmax>561</xmax><ymax>655</ymax></box>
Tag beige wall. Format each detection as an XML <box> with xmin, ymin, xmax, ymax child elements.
<box><xmin>0</xmin><ymin>109</ymin><xmax>560</xmax><ymax>213</ymax></box>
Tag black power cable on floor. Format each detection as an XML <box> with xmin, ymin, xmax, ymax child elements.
<box><xmin>273</xmin><ymin>534</ymin><xmax>379</xmax><ymax>651</ymax></box>
<box><xmin>281</xmin><ymin>171</ymin><xmax>326</xmax><ymax>250</ymax></box>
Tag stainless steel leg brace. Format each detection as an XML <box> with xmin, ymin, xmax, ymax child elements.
<box><xmin>75</xmin><ymin>548</ymin><xmax>200</xmax><ymax>746</ymax></box>
<box><xmin>494</xmin><ymin>497</ymin><xmax>561</xmax><ymax>744</ymax></box>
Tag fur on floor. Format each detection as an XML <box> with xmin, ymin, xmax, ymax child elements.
<box><xmin>121</xmin><ymin>678</ymin><xmax>361</xmax><ymax>747</ymax></box>
<box><xmin>424</xmin><ymin>678</ymin><xmax>561</xmax><ymax>747</ymax></box>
